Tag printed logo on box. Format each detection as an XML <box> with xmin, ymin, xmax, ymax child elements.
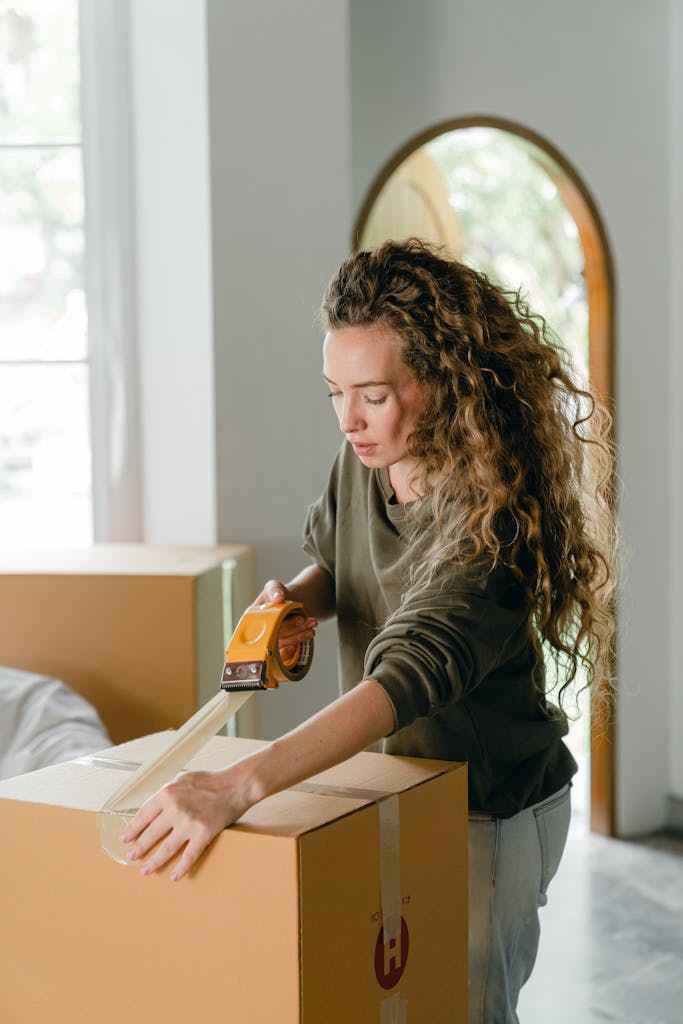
<box><xmin>374</xmin><ymin>917</ymin><xmax>409</xmax><ymax>989</ymax></box>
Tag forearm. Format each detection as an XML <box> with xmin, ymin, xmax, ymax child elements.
<box><xmin>123</xmin><ymin>680</ymin><xmax>396</xmax><ymax>880</ymax></box>
<box><xmin>283</xmin><ymin>563</ymin><xmax>336</xmax><ymax>620</ymax></box>
<box><xmin>220</xmin><ymin>679</ymin><xmax>395</xmax><ymax>810</ymax></box>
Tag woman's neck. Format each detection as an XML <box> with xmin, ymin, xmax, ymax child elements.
<box><xmin>388</xmin><ymin>460</ymin><xmax>424</xmax><ymax>504</ymax></box>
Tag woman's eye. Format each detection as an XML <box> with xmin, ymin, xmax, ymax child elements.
<box><xmin>326</xmin><ymin>390</ymin><xmax>385</xmax><ymax>405</ymax></box>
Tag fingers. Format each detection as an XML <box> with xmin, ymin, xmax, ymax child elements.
<box><xmin>118</xmin><ymin>771</ymin><xmax>242</xmax><ymax>882</ymax></box>
<box><xmin>139</xmin><ymin>833</ymin><xmax>181</xmax><ymax>875</ymax></box>
<box><xmin>279</xmin><ymin>614</ymin><xmax>318</xmax><ymax>642</ymax></box>
<box><xmin>254</xmin><ymin>579</ymin><xmax>288</xmax><ymax>606</ymax></box>
<box><xmin>125</xmin><ymin>811</ymin><xmax>172</xmax><ymax>862</ymax></box>
<box><xmin>120</xmin><ymin>796</ymin><xmax>163</xmax><ymax>843</ymax></box>
<box><xmin>123</xmin><ymin>808</ymin><xmax>210</xmax><ymax>880</ymax></box>
<box><xmin>278</xmin><ymin>614</ymin><xmax>317</xmax><ymax>664</ymax></box>
<box><xmin>252</xmin><ymin>583</ymin><xmax>318</xmax><ymax>641</ymax></box>
<box><xmin>169</xmin><ymin>836</ymin><xmax>211</xmax><ymax>883</ymax></box>
<box><xmin>134</xmin><ymin>820</ymin><xmax>213</xmax><ymax>881</ymax></box>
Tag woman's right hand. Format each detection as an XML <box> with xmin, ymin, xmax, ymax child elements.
<box><xmin>252</xmin><ymin>579</ymin><xmax>318</xmax><ymax>663</ymax></box>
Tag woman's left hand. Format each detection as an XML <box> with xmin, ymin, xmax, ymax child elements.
<box><xmin>120</xmin><ymin>769</ymin><xmax>248</xmax><ymax>882</ymax></box>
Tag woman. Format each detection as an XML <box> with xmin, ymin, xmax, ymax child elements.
<box><xmin>122</xmin><ymin>239</ymin><xmax>616</xmax><ymax>1022</ymax></box>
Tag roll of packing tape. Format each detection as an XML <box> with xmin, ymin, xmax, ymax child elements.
<box><xmin>98</xmin><ymin>601</ymin><xmax>313</xmax><ymax>865</ymax></box>
<box><xmin>221</xmin><ymin>600</ymin><xmax>314</xmax><ymax>689</ymax></box>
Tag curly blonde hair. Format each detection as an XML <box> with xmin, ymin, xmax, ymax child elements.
<box><xmin>321</xmin><ymin>238</ymin><xmax>617</xmax><ymax>710</ymax></box>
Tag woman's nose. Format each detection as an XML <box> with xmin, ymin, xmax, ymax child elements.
<box><xmin>339</xmin><ymin>397</ymin><xmax>364</xmax><ymax>434</ymax></box>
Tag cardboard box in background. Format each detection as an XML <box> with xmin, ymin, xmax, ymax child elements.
<box><xmin>0</xmin><ymin>545</ymin><xmax>254</xmax><ymax>743</ymax></box>
<box><xmin>0</xmin><ymin>733</ymin><xmax>468</xmax><ymax>1024</ymax></box>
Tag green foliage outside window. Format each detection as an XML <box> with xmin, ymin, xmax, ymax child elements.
<box><xmin>427</xmin><ymin>128</ymin><xmax>589</xmax><ymax>382</ymax></box>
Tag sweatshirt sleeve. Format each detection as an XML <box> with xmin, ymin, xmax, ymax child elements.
<box><xmin>301</xmin><ymin>447</ymin><xmax>341</xmax><ymax>578</ymax></box>
<box><xmin>363</xmin><ymin>573</ymin><xmax>528</xmax><ymax>732</ymax></box>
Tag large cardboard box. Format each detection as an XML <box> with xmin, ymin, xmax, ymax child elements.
<box><xmin>0</xmin><ymin>733</ymin><xmax>468</xmax><ymax>1023</ymax></box>
<box><xmin>0</xmin><ymin>545</ymin><xmax>254</xmax><ymax>743</ymax></box>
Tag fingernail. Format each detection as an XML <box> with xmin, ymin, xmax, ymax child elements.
<box><xmin>128</xmin><ymin>849</ymin><xmax>137</xmax><ymax>861</ymax></box>
<box><xmin>141</xmin><ymin>864</ymin><xmax>151</xmax><ymax>876</ymax></box>
<box><xmin>170</xmin><ymin>871</ymin><xmax>180</xmax><ymax>882</ymax></box>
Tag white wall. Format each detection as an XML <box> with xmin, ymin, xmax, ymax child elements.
<box><xmin>123</xmin><ymin>1</ymin><xmax>350</xmax><ymax>739</ymax></box>
<box><xmin>669</xmin><ymin>0</ymin><xmax>683</xmax><ymax>808</ymax></box>
<box><xmin>206</xmin><ymin>1</ymin><xmax>351</xmax><ymax>738</ymax></box>
<box><xmin>349</xmin><ymin>0</ymin><xmax>674</xmax><ymax>835</ymax></box>
<box><xmin>129</xmin><ymin>0</ymin><xmax>217</xmax><ymax>545</ymax></box>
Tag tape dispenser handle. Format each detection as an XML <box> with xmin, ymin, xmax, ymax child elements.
<box><xmin>221</xmin><ymin>599</ymin><xmax>314</xmax><ymax>691</ymax></box>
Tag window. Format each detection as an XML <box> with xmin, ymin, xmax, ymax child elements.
<box><xmin>0</xmin><ymin>0</ymin><xmax>92</xmax><ymax>545</ymax></box>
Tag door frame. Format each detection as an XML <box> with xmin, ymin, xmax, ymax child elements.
<box><xmin>353</xmin><ymin>115</ymin><xmax>617</xmax><ymax>836</ymax></box>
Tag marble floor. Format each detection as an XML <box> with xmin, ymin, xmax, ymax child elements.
<box><xmin>518</xmin><ymin>769</ymin><xmax>683</xmax><ymax>1024</ymax></box>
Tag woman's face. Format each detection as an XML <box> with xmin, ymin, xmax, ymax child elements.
<box><xmin>323</xmin><ymin>324</ymin><xmax>424</xmax><ymax>495</ymax></box>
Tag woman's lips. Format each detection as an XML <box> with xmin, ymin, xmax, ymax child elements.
<box><xmin>352</xmin><ymin>443</ymin><xmax>377</xmax><ymax>456</ymax></box>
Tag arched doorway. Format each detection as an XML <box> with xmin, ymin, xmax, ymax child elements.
<box><xmin>354</xmin><ymin>116</ymin><xmax>616</xmax><ymax>836</ymax></box>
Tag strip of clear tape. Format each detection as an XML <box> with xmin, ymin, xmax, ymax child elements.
<box><xmin>380</xmin><ymin>992</ymin><xmax>408</xmax><ymax>1023</ymax></box>
<box><xmin>379</xmin><ymin>794</ymin><xmax>401</xmax><ymax>948</ymax></box>
<box><xmin>97</xmin><ymin>689</ymin><xmax>253</xmax><ymax>865</ymax></box>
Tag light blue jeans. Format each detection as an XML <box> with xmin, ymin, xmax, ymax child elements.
<box><xmin>467</xmin><ymin>784</ymin><xmax>572</xmax><ymax>1023</ymax></box>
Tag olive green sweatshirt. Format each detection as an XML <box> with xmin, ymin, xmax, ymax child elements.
<box><xmin>303</xmin><ymin>441</ymin><xmax>577</xmax><ymax>817</ymax></box>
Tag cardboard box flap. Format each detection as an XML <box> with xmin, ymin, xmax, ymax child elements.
<box><xmin>304</xmin><ymin>748</ymin><xmax>456</xmax><ymax>794</ymax></box>
<box><xmin>0</xmin><ymin>733</ymin><xmax>264</xmax><ymax>810</ymax></box>
<box><xmin>0</xmin><ymin>731</ymin><xmax>462</xmax><ymax>839</ymax></box>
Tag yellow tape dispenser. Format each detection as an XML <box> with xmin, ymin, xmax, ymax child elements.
<box><xmin>98</xmin><ymin>600</ymin><xmax>313</xmax><ymax>865</ymax></box>
<box><xmin>220</xmin><ymin>600</ymin><xmax>314</xmax><ymax>690</ymax></box>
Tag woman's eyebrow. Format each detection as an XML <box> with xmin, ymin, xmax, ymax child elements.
<box><xmin>322</xmin><ymin>374</ymin><xmax>392</xmax><ymax>387</ymax></box>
